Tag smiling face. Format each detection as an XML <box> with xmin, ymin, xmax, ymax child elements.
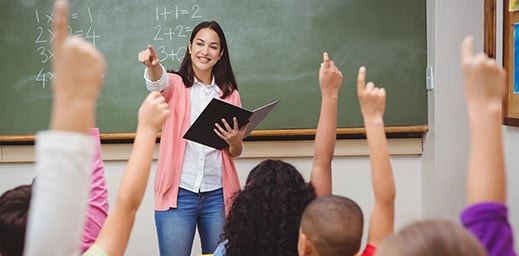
<box><xmin>188</xmin><ymin>28</ymin><xmax>224</xmax><ymax>79</ymax></box>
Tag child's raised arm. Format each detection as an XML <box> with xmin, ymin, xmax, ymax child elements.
<box><xmin>24</xmin><ymin>0</ymin><xmax>106</xmax><ymax>254</ymax></box>
<box><xmin>357</xmin><ymin>66</ymin><xmax>395</xmax><ymax>247</ymax></box>
<box><xmin>459</xmin><ymin>36</ymin><xmax>516</xmax><ymax>256</ymax></box>
<box><xmin>310</xmin><ymin>52</ymin><xmax>343</xmax><ymax>197</ymax></box>
<box><xmin>90</xmin><ymin>92</ymin><xmax>169</xmax><ymax>256</ymax></box>
<box><xmin>460</xmin><ymin>37</ymin><xmax>507</xmax><ymax>205</ymax></box>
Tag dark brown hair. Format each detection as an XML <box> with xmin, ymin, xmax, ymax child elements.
<box><xmin>172</xmin><ymin>21</ymin><xmax>238</xmax><ymax>98</ymax></box>
<box><xmin>0</xmin><ymin>185</ymin><xmax>32</xmax><ymax>256</ymax></box>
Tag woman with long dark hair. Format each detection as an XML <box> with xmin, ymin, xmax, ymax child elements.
<box><xmin>138</xmin><ymin>21</ymin><xmax>247</xmax><ymax>256</ymax></box>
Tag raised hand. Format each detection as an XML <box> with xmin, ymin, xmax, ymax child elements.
<box><xmin>138</xmin><ymin>91</ymin><xmax>170</xmax><ymax>133</ymax></box>
<box><xmin>357</xmin><ymin>66</ymin><xmax>386</xmax><ymax>121</ymax></box>
<box><xmin>50</xmin><ymin>0</ymin><xmax>106</xmax><ymax>133</ymax></box>
<box><xmin>310</xmin><ymin>52</ymin><xmax>342</xmax><ymax>197</ymax></box>
<box><xmin>356</xmin><ymin>66</ymin><xmax>395</xmax><ymax>247</ymax></box>
<box><xmin>138</xmin><ymin>45</ymin><xmax>161</xmax><ymax>68</ymax></box>
<box><xmin>460</xmin><ymin>36</ymin><xmax>506</xmax><ymax>114</ymax></box>
<box><xmin>52</xmin><ymin>0</ymin><xmax>105</xmax><ymax>101</ymax></box>
<box><xmin>461</xmin><ymin>36</ymin><xmax>507</xmax><ymax>205</ymax></box>
<box><xmin>319</xmin><ymin>52</ymin><xmax>343</xmax><ymax>97</ymax></box>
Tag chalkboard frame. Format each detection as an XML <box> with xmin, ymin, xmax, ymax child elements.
<box><xmin>0</xmin><ymin>125</ymin><xmax>428</xmax><ymax>144</ymax></box>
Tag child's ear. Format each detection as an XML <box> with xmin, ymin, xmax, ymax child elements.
<box><xmin>297</xmin><ymin>229</ymin><xmax>314</xmax><ymax>256</ymax></box>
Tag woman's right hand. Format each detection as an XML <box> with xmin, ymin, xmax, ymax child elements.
<box><xmin>138</xmin><ymin>45</ymin><xmax>160</xmax><ymax>68</ymax></box>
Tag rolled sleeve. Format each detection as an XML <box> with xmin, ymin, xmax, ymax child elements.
<box><xmin>461</xmin><ymin>202</ymin><xmax>516</xmax><ymax>256</ymax></box>
<box><xmin>25</xmin><ymin>131</ymin><xmax>95</xmax><ymax>256</ymax></box>
<box><xmin>144</xmin><ymin>64</ymin><xmax>169</xmax><ymax>91</ymax></box>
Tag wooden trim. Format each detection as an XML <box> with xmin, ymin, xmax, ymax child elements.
<box><xmin>504</xmin><ymin>0</ymin><xmax>511</xmax><ymax>120</ymax></box>
<box><xmin>484</xmin><ymin>0</ymin><xmax>496</xmax><ymax>58</ymax></box>
<box><xmin>502</xmin><ymin>0</ymin><xmax>519</xmax><ymax>125</ymax></box>
<box><xmin>0</xmin><ymin>125</ymin><xmax>428</xmax><ymax>144</ymax></box>
<box><xmin>504</xmin><ymin>117</ymin><xmax>519</xmax><ymax>126</ymax></box>
<box><xmin>0</xmin><ymin>138</ymin><xmax>423</xmax><ymax>163</ymax></box>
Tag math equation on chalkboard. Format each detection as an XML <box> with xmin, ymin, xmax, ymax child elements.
<box><xmin>32</xmin><ymin>7</ymin><xmax>100</xmax><ymax>88</ymax></box>
<box><xmin>29</xmin><ymin>3</ymin><xmax>203</xmax><ymax>89</ymax></box>
<box><xmin>151</xmin><ymin>4</ymin><xmax>203</xmax><ymax>65</ymax></box>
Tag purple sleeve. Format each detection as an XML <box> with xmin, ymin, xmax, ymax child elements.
<box><xmin>80</xmin><ymin>128</ymin><xmax>109</xmax><ymax>252</ymax></box>
<box><xmin>461</xmin><ymin>202</ymin><xmax>516</xmax><ymax>256</ymax></box>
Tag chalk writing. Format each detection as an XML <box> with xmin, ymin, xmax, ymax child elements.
<box><xmin>32</xmin><ymin>7</ymin><xmax>101</xmax><ymax>88</ymax></box>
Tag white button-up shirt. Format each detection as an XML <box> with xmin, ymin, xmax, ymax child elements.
<box><xmin>144</xmin><ymin>65</ymin><xmax>223</xmax><ymax>193</ymax></box>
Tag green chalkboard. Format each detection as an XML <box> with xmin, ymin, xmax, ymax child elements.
<box><xmin>0</xmin><ymin>0</ymin><xmax>427</xmax><ymax>137</ymax></box>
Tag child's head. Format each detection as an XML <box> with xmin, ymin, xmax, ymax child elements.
<box><xmin>223</xmin><ymin>159</ymin><xmax>316</xmax><ymax>256</ymax></box>
<box><xmin>0</xmin><ymin>184</ymin><xmax>32</xmax><ymax>256</ymax></box>
<box><xmin>178</xmin><ymin>20</ymin><xmax>237</xmax><ymax>98</ymax></box>
<box><xmin>376</xmin><ymin>219</ymin><xmax>486</xmax><ymax>256</ymax></box>
<box><xmin>298</xmin><ymin>195</ymin><xmax>363</xmax><ymax>256</ymax></box>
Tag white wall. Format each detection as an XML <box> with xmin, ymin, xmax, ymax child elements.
<box><xmin>422</xmin><ymin>0</ymin><xmax>475</xmax><ymax>220</ymax></box>
<box><xmin>0</xmin><ymin>140</ymin><xmax>422</xmax><ymax>256</ymax></box>
<box><xmin>424</xmin><ymin>0</ymin><xmax>519</xmax><ymax>246</ymax></box>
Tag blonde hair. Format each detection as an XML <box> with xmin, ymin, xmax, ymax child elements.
<box><xmin>377</xmin><ymin>219</ymin><xmax>486</xmax><ymax>256</ymax></box>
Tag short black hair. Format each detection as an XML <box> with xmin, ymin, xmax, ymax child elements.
<box><xmin>300</xmin><ymin>195</ymin><xmax>364</xmax><ymax>256</ymax></box>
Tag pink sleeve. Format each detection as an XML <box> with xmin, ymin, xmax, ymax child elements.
<box><xmin>225</xmin><ymin>89</ymin><xmax>241</xmax><ymax>107</ymax></box>
<box><xmin>80</xmin><ymin>128</ymin><xmax>109</xmax><ymax>252</ymax></box>
<box><xmin>161</xmin><ymin>73</ymin><xmax>181</xmax><ymax>102</ymax></box>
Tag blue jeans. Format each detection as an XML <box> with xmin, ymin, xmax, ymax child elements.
<box><xmin>155</xmin><ymin>188</ymin><xmax>225</xmax><ymax>256</ymax></box>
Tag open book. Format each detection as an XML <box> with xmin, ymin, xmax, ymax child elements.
<box><xmin>183</xmin><ymin>98</ymin><xmax>279</xmax><ymax>149</ymax></box>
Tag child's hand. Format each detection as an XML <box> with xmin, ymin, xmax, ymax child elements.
<box><xmin>319</xmin><ymin>52</ymin><xmax>343</xmax><ymax>97</ymax></box>
<box><xmin>357</xmin><ymin>66</ymin><xmax>386</xmax><ymax>121</ymax></box>
<box><xmin>52</xmin><ymin>0</ymin><xmax>105</xmax><ymax>104</ymax></box>
<box><xmin>138</xmin><ymin>45</ymin><xmax>161</xmax><ymax>68</ymax></box>
<box><xmin>138</xmin><ymin>91</ymin><xmax>170</xmax><ymax>132</ymax></box>
<box><xmin>460</xmin><ymin>36</ymin><xmax>506</xmax><ymax>113</ymax></box>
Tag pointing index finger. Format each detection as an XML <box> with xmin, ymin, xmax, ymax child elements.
<box><xmin>322</xmin><ymin>52</ymin><xmax>330</xmax><ymax>68</ymax></box>
<box><xmin>357</xmin><ymin>66</ymin><xmax>366</xmax><ymax>94</ymax></box>
<box><xmin>52</xmin><ymin>0</ymin><xmax>68</xmax><ymax>55</ymax></box>
<box><xmin>148</xmin><ymin>45</ymin><xmax>158</xmax><ymax>58</ymax></box>
<box><xmin>322</xmin><ymin>52</ymin><xmax>330</xmax><ymax>62</ymax></box>
<box><xmin>460</xmin><ymin>36</ymin><xmax>474</xmax><ymax>64</ymax></box>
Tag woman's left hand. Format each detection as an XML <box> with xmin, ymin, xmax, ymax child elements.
<box><xmin>214</xmin><ymin>117</ymin><xmax>249</xmax><ymax>148</ymax></box>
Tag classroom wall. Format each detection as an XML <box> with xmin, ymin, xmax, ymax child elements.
<box><xmin>423</xmin><ymin>0</ymin><xmax>519</xmax><ymax>243</ymax></box>
<box><xmin>0</xmin><ymin>141</ymin><xmax>422</xmax><ymax>256</ymax></box>
<box><xmin>421</xmin><ymin>0</ymin><xmax>473</xmax><ymax>220</ymax></box>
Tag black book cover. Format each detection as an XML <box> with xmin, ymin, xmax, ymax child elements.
<box><xmin>183</xmin><ymin>98</ymin><xmax>279</xmax><ymax>149</ymax></box>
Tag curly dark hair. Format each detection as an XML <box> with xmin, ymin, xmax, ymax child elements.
<box><xmin>222</xmin><ymin>159</ymin><xmax>316</xmax><ymax>256</ymax></box>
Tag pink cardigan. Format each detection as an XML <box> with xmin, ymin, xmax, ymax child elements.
<box><xmin>154</xmin><ymin>73</ymin><xmax>241</xmax><ymax>215</ymax></box>
<box><xmin>81</xmin><ymin>128</ymin><xmax>109</xmax><ymax>252</ymax></box>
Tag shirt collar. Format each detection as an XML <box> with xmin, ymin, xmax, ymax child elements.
<box><xmin>194</xmin><ymin>76</ymin><xmax>220</xmax><ymax>92</ymax></box>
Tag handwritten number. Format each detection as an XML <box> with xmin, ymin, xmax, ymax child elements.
<box><xmin>191</xmin><ymin>5</ymin><xmax>201</xmax><ymax>19</ymax></box>
<box><xmin>154</xmin><ymin>25</ymin><xmax>164</xmax><ymax>41</ymax></box>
